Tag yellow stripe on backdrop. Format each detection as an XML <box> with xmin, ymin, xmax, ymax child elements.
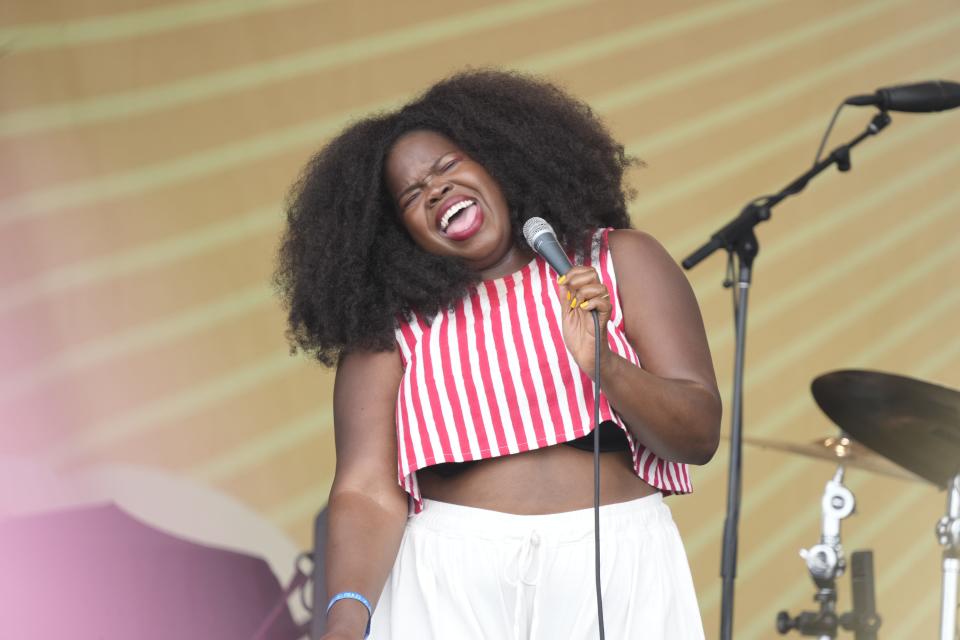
<box><xmin>1</xmin><ymin>0</ymin><xmax>958</xmax><ymax>636</ymax></box>
<box><xmin>0</xmin><ymin>0</ymin><xmax>320</xmax><ymax>53</ymax></box>
<box><xmin>0</xmin><ymin>0</ymin><xmax>590</xmax><ymax>137</ymax></box>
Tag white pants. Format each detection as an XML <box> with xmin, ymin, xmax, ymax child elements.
<box><xmin>370</xmin><ymin>493</ymin><xmax>705</xmax><ymax>639</ymax></box>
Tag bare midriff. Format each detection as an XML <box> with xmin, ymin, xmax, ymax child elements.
<box><xmin>417</xmin><ymin>443</ymin><xmax>658</xmax><ymax>514</ymax></box>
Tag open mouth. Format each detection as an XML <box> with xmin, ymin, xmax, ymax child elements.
<box><xmin>439</xmin><ymin>199</ymin><xmax>480</xmax><ymax>237</ymax></box>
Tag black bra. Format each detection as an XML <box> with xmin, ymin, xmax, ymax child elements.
<box><xmin>427</xmin><ymin>421</ymin><xmax>629</xmax><ymax>478</ymax></box>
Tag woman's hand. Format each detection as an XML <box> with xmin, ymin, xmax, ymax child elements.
<box><xmin>556</xmin><ymin>265</ymin><xmax>613</xmax><ymax>379</ymax></box>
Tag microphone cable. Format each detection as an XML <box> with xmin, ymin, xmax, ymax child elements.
<box><xmin>813</xmin><ymin>101</ymin><xmax>847</xmax><ymax>166</ymax></box>
<box><xmin>520</xmin><ymin>216</ymin><xmax>606</xmax><ymax>638</ymax></box>
<box><xmin>591</xmin><ymin>309</ymin><xmax>606</xmax><ymax>640</ymax></box>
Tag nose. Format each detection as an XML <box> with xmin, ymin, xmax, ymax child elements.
<box><xmin>426</xmin><ymin>181</ymin><xmax>453</xmax><ymax>208</ymax></box>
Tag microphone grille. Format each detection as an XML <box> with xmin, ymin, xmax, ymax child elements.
<box><xmin>522</xmin><ymin>217</ymin><xmax>554</xmax><ymax>247</ymax></box>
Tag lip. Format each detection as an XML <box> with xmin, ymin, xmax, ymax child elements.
<box><xmin>434</xmin><ymin>194</ymin><xmax>477</xmax><ymax>231</ymax></box>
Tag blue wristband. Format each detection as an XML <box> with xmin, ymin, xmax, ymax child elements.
<box><xmin>326</xmin><ymin>591</ymin><xmax>372</xmax><ymax>639</ymax></box>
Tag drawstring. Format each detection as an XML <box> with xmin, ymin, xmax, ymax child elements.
<box><xmin>507</xmin><ymin>529</ymin><xmax>544</xmax><ymax>640</ymax></box>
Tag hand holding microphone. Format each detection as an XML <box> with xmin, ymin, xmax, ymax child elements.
<box><xmin>523</xmin><ymin>217</ymin><xmax>613</xmax><ymax>379</ymax></box>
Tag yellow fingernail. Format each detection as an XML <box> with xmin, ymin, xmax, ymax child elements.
<box><xmin>571</xmin><ymin>297</ymin><xmax>577</xmax><ymax>308</ymax></box>
<box><xmin>580</xmin><ymin>301</ymin><xmax>589</xmax><ymax>309</ymax></box>
<box><xmin>566</xmin><ymin>291</ymin><xmax>571</xmax><ymax>301</ymax></box>
<box><xmin>557</xmin><ymin>275</ymin><xmax>566</xmax><ymax>285</ymax></box>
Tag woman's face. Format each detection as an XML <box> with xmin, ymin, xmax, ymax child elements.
<box><xmin>384</xmin><ymin>130</ymin><xmax>530</xmax><ymax>280</ymax></box>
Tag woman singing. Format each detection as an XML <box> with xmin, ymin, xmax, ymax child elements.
<box><xmin>275</xmin><ymin>70</ymin><xmax>721</xmax><ymax>639</ymax></box>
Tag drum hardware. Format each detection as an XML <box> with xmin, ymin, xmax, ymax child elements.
<box><xmin>937</xmin><ymin>474</ymin><xmax>960</xmax><ymax>640</ymax></box>
<box><xmin>776</xmin><ymin>465</ymin><xmax>881</xmax><ymax>639</ymax></box>
<box><xmin>812</xmin><ymin>370</ymin><xmax>960</xmax><ymax>640</ymax></box>
<box><xmin>742</xmin><ymin>433</ymin><xmax>920</xmax><ymax>482</ymax></box>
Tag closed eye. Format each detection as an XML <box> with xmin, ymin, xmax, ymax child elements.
<box><xmin>440</xmin><ymin>158</ymin><xmax>459</xmax><ymax>172</ymax></box>
<box><xmin>401</xmin><ymin>190</ymin><xmax>420</xmax><ymax>209</ymax></box>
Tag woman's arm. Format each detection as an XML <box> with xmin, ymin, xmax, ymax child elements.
<box><xmin>322</xmin><ymin>347</ymin><xmax>409</xmax><ymax>639</ymax></box>
<box><xmin>558</xmin><ymin>229</ymin><xmax>722</xmax><ymax>465</ymax></box>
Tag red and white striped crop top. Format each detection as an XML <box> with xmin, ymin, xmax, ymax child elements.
<box><xmin>393</xmin><ymin>228</ymin><xmax>692</xmax><ymax>511</ymax></box>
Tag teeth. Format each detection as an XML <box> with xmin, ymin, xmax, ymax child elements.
<box><xmin>440</xmin><ymin>200</ymin><xmax>475</xmax><ymax>231</ymax></box>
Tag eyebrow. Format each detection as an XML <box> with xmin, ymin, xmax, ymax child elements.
<box><xmin>396</xmin><ymin>153</ymin><xmax>454</xmax><ymax>200</ymax></box>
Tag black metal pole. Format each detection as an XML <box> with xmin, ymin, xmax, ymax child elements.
<box><xmin>719</xmin><ymin>232</ymin><xmax>757</xmax><ymax>640</ymax></box>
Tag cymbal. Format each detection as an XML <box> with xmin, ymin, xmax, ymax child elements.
<box><xmin>742</xmin><ymin>434</ymin><xmax>920</xmax><ymax>482</ymax></box>
<box><xmin>812</xmin><ymin>370</ymin><xmax>960</xmax><ymax>489</ymax></box>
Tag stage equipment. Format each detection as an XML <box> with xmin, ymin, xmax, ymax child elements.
<box><xmin>844</xmin><ymin>80</ymin><xmax>960</xmax><ymax>112</ymax></box>
<box><xmin>682</xmin><ymin>108</ymin><xmax>893</xmax><ymax>640</ymax></box>
<box><xmin>523</xmin><ymin>216</ymin><xmax>573</xmax><ymax>274</ymax></box>
<box><xmin>741</xmin><ymin>434</ymin><xmax>919</xmax><ymax>482</ymax></box>
<box><xmin>813</xmin><ymin>370</ymin><xmax>960</xmax><ymax>640</ymax></box>
<box><xmin>775</xmin><ymin>464</ymin><xmax>881</xmax><ymax>639</ymax></box>
<box><xmin>682</xmin><ymin>76</ymin><xmax>959</xmax><ymax>639</ymax></box>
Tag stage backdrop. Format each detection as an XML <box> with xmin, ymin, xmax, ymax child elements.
<box><xmin>2</xmin><ymin>0</ymin><xmax>959</xmax><ymax>636</ymax></box>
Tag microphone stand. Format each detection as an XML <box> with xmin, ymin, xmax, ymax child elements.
<box><xmin>682</xmin><ymin>110</ymin><xmax>892</xmax><ymax>640</ymax></box>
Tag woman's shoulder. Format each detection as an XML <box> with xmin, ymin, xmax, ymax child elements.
<box><xmin>605</xmin><ymin>227</ymin><xmax>695</xmax><ymax>311</ymax></box>
<box><xmin>336</xmin><ymin>345</ymin><xmax>404</xmax><ymax>389</ymax></box>
<box><xmin>606</xmin><ymin>228</ymin><xmax>676</xmax><ymax>274</ymax></box>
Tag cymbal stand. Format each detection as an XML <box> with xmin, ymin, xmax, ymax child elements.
<box><xmin>778</xmin><ymin>466</ymin><xmax>856</xmax><ymax>639</ymax></box>
<box><xmin>937</xmin><ymin>473</ymin><xmax>960</xmax><ymax>640</ymax></box>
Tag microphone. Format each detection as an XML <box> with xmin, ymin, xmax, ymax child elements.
<box><xmin>522</xmin><ymin>217</ymin><xmax>572</xmax><ymax>276</ymax></box>
<box><xmin>844</xmin><ymin>80</ymin><xmax>960</xmax><ymax>112</ymax></box>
